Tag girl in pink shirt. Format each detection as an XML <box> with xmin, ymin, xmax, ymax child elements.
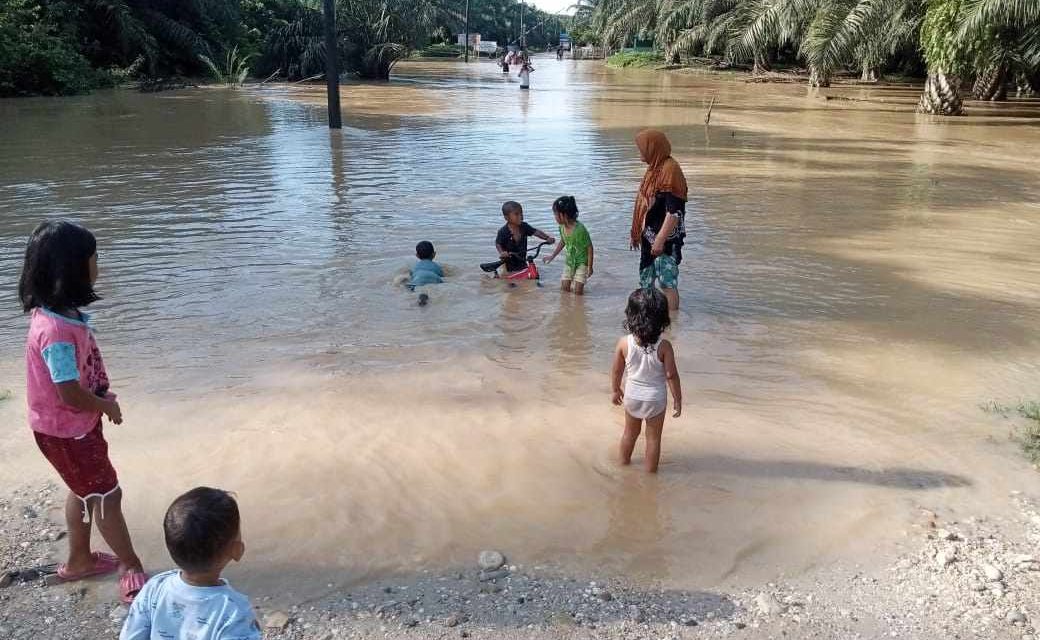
<box><xmin>19</xmin><ymin>220</ymin><xmax>148</xmax><ymax>603</ymax></box>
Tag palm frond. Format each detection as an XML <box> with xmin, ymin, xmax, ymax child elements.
<box><xmin>198</xmin><ymin>53</ymin><xmax>224</xmax><ymax>83</ymax></box>
<box><xmin>730</xmin><ymin>0</ymin><xmax>792</xmax><ymax>61</ymax></box>
<box><xmin>958</xmin><ymin>0</ymin><xmax>1040</xmax><ymax>39</ymax></box>
<box><xmin>800</xmin><ymin>0</ymin><xmax>857</xmax><ymax>75</ymax></box>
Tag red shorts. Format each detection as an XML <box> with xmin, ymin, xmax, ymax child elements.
<box><xmin>34</xmin><ymin>423</ymin><xmax>119</xmax><ymax>499</ymax></box>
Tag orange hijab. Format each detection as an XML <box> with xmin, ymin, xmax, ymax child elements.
<box><xmin>631</xmin><ymin>130</ymin><xmax>688</xmax><ymax>247</ymax></box>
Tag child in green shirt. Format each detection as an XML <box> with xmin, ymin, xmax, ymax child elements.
<box><xmin>543</xmin><ymin>196</ymin><xmax>594</xmax><ymax>295</ymax></box>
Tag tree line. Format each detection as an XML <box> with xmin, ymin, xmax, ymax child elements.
<box><xmin>0</xmin><ymin>0</ymin><xmax>559</xmax><ymax>97</ymax></box>
<box><xmin>571</xmin><ymin>0</ymin><xmax>1040</xmax><ymax>115</ymax></box>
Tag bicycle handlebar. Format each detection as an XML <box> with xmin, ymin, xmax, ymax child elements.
<box><xmin>480</xmin><ymin>241</ymin><xmax>553</xmax><ymax>273</ymax></box>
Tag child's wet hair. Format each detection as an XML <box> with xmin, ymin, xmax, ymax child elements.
<box><xmin>164</xmin><ymin>487</ymin><xmax>240</xmax><ymax>573</ymax></box>
<box><xmin>624</xmin><ymin>288</ymin><xmax>671</xmax><ymax>347</ymax></box>
<box><xmin>18</xmin><ymin>220</ymin><xmax>99</xmax><ymax>312</ymax></box>
<box><xmin>415</xmin><ymin>241</ymin><xmax>435</xmax><ymax>260</ymax></box>
<box><xmin>502</xmin><ymin>201</ymin><xmax>523</xmax><ymax>217</ymax></box>
<box><xmin>553</xmin><ymin>196</ymin><xmax>579</xmax><ymax>220</ymax></box>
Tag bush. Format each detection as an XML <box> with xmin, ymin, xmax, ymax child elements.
<box><xmin>417</xmin><ymin>43</ymin><xmax>463</xmax><ymax>58</ymax></box>
<box><xmin>0</xmin><ymin>0</ymin><xmax>97</xmax><ymax>96</ymax></box>
<box><xmin>606</xmin><ymin>50</ymin><xmax>664</xmax><ymax>69</ymax></box>
<box><xmin>981</xmin><ymin>400</ymin><xmax>1040</xmax><ymax>466</ymax></box>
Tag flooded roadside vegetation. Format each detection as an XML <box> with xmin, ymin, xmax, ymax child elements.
<box><xmin>2</xmin><ymin>0</ymin><xmax>1040</xmax><ymax>637</ymax></box>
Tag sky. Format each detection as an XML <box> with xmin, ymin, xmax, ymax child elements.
<box><xmin>529</xmin><ymin>0</ymin><xmax>576</xmax><ymax>15</ymax></box>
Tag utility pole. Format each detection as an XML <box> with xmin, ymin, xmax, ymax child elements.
<box><xmin>464</xmin><ymin>0</ymin><xmax>470</xmax><ymax>63</ymax></box>
<box><xmin>520</xmin><ymin>1</ymin><xmax>525</xmax><ymax>48</ymax></box>
<box><xmin>323</xmin><ymin>0</ymin><xmax>341</xmax><ymax>129</ymax></box>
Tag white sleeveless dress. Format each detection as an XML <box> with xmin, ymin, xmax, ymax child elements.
<box><xmin>623</xmin><ymin>334</ymin><xmax>668</xmax><ymax>419</ymax></box>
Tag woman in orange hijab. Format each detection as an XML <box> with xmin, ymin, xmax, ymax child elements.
<box><xmin>632</xmin><ymin>129</ymin><xmax>688</xmax><ymax>311</ymax></box>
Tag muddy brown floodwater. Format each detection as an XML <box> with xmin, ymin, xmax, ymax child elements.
<box><xmin>1</xmin><ymin>58</ymin><xmax>1039</xmax><ymax>604</ymax></box>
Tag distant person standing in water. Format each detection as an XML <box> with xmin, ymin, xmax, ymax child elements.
<box><xmin>631</xmin><ymin>129</ymin><xmax>688</xmax><ymax>311</ymax></box>
<box><xmin>519</xmin><ymin>59</ymin><xmax>533</xmax><ymax>89</ymax></box>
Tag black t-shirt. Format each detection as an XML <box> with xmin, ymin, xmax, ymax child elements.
<box><xmin>639</xmin><ymin>191</ymin><xmax>687</xmax><ymax>271</ymax></box>
<box><xmin>496</xmin><ymin>222</ymin><xmax>537</xmax><ymax>272</ymax></box>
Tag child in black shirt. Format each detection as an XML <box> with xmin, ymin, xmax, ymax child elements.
<box><xmin>495</xmin><ymin>201</ymin><xmax>555</xmax><ymax>273</ymax></box>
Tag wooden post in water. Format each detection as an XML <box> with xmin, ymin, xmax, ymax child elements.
<box><xmin>323</xmin><ymin>0</ymin><xmax>342</xmax><ymax>129</ymax></box>
<box><xmin>464</xmin><ymin>0</ymin><xmax>470</xmax><ymax>63</ymax></box>
<box><xmin>704</xmin><ymin>94</ymin><xmax>717</xmax><ymax>126</ymax></box>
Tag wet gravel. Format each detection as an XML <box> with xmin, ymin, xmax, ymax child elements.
<box><xmin>3</xmin><ymin>482</ymin><xmax>1039</xmax><ymax>639</ymax></box>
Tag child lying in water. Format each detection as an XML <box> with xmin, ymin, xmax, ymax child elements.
<box><xmin>410</xmin><ymin>241</ymin><xmax>444</xmax><ymax>287</ymax></box>
<box><xmin>392</xmin><ymin>241</ymin><xmax>444</xmax><ymax>306</ymax></box>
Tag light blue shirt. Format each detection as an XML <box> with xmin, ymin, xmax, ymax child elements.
<box><xmin>39</xmin><ymin>308</ymin><xmax>92</xmax><ymax>383</ymax></box>
<box><xmin>410</xmin><ymin>259</ymin><xmax>444</xmax><ymax>286</ymax></box>
<box><xmin>120</xmin><ymin>570</ymin><xmax>261</xmax><ymax>640</ymax></box>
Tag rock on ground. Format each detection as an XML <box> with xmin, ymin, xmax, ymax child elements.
<box><xmin>477</xmin><ymin>551</ymin><xmax>505</xmax><ymax>571</ymax></box>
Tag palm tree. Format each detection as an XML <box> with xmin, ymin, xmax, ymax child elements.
<box><xmin>341</xmin><ymin>0</ymin><xmax>449</xmax><ymax>78</ymax></box>
<box><xmin>919</xmin><ymin>0</ymin><xmax>1040</xmax><ymax>114</ymax></box>
<box><xmin>255</xmin><ymin>0</ymin><xmax>451</xmax><ymax>81</ymax></box>
<box><xmin>797</xmin><ymin>0</ymin><xmax>923</xmax><ymax>85</ymax></box>
<box><xmin>961</xmin><ymin>0</ymin><xmax>1040</xmax><ymax>100</ymax></box>
<box><xmin>724</xmin><ymin>0</ymin><xmax>923</xmax><ymax>86</ymax></box>
<box><xmin>587</xmin><ymin>0</ymin><xmax>658</xmax><ymax>48</ymax></box>
<box><xmin>80</xmin><ymin>0</ymin><xmax>242</xmax><ymax>76</ymax></box>
<box><xmin>256</xmin><ymin>1</ymin><xmax>325</xmax><ymax>80</ymax></box>
<box><xmin>564</xmin><ymin>0</ymin><xmax>1040</xmax><ymax>116</ymax></box>
<box><xmin>729</xmin><ymin>0</ymin><xmax>812</xmax><ymax>77</ymax></box>
<box><xmin>664</xmin><ymin>0</ymin><xmax>748</xmax><ymax>66</ymax></box>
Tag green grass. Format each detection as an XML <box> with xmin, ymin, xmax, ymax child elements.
<box><xmin>981</xmin><ymin>401</ymin><xmax>1040</xmax><ymax>465</ymax></box>
<box><xmin>606</xmin><ymin>51</ymin><xmax>665</xmax><ymax>69</ymax></box>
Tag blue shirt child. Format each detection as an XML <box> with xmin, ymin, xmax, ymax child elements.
<box><xmin>410</xmin><ymin>259</ymin><xmax>444</xmax><ymax>287</ymax></box>
<box><xmin>120</xmin><ymin>570</ymin><xmax>261</xmax><ymax>640</ymax></box>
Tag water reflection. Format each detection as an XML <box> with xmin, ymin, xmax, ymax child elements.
<box><xmin>548</xmin><ymin>294</ymin><xmax>592</xmax><ymax>373</ymax></box>
<box><xmin>328</xmin><ymin>130</ymin><xmax>347</xmax><ymax>206</ymax></box>
<box><xmin>595</xmin><ymin>473</ymin><xmax>668</xmax><ymax>580</ymax></box>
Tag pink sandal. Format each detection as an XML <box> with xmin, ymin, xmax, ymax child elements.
<box><xmin>120</xmin><ymin>570</ymin><xmax>149</xmax><ymax>604</ymax></box>
<box><xmin>55</xmin><ymin>552</ymin><xmax>119</xmax><ymax>582</ymax></box>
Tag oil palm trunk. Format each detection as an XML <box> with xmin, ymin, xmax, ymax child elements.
<box><xmin>809</xmin><ymin>65</ymin><xmax>830</xmax><ymax>88</ymax></box>
<box><xmin>972</xmin><ymin>63</ymin><xmax>1008</xmax><ymax>101</ymax></box>
<box><xmin>917</xmin><ymin>71</ymin><xmax>963</xmax><ymax>115</ymax></box>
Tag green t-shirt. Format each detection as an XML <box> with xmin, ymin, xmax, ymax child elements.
<box><xmin>559</xmin><ymin>221</ymin><xmax>591</xmax><ymax>269</ymax></box>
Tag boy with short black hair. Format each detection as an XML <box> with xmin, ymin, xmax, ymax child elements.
<box><xmin>410</xmin><ymin>240</ymin><xmax>444</xmax><ymax>286</ymax></box>
<box><xmin>495</xmin><ymin>201</ymin><xmax>555</xmax><ymax>273</ymax></box>
<box><xmin>120</xmin><ymin>487</ymin><xmax>260</xmax><ymax>640</ymax></box>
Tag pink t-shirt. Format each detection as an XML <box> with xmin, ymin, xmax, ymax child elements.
<box><xmin>25</xmin><ymin>308</ymin><xmax>110</xmax><ymax>438</ymax></box>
